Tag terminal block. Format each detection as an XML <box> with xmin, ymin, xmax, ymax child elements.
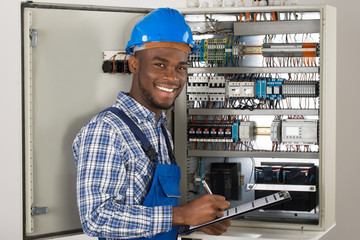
<box><xmin>282</xmin><ymin>81</ymin><xmax>319</xmax><ymax>97</ymax></box>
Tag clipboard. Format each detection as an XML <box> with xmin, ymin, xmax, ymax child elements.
<box><xmin>184</xmin><ymin>191</ymin><xmax>291</xmax><ymax>233</ymax></box>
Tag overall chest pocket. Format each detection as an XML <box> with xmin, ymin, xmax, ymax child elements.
<box><xmin>156</xmin><ymin>165</ymin><xmax>181</xmax><ymax>206</ymax></box>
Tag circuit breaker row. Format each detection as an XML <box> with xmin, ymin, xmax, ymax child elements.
<box><xmin>188</xmin><ymin>119</ymin><xmax>318</xmax><ymax>145</ymax></box>
<box><xmin>188</xmin><ymin>123</ymin><xmax>233</xmax><ymax>142</ymax></box>
<box><xmin>187</xmin><ymin>76</ymin><xmax>319</xmax><ymax>101</ymax></box>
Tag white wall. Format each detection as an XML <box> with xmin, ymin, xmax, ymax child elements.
<box><xmin>1</xmin><ymin>0</ymin><xmax>359</xmax><ymax>239</ymax></box>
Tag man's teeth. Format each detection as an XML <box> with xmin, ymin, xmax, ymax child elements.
<box><xmin>157</xmin><ymin>86</ymin><xmax>174</xmax><ymax>93</ymax></box>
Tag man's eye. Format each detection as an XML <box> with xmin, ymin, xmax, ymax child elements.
<box><xmin>178</xmin><ymin>66</ymin><xmax>187</xmax><ymax>71</ymax></box>
<box><xmin>155</xmin><ymin>63</ymin><xmax>165</xmax><ymax>67</ymax></box>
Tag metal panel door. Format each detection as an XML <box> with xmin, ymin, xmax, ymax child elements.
<box><xmin>22</xmin><ymin>3</ymin><xmax>151</xmax><ymax>238</ymax></box>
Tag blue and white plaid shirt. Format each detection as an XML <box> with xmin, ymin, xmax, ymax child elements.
<box><xmin>72</xmin><ymin>92</ymin><xmax>175</xmax><ymax>239</ymax></box>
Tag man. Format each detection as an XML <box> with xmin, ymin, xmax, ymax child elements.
<box><xmin>73</xmin><ymin>8</ymin><xmax>230</xmax><ymax>240</ymax></box>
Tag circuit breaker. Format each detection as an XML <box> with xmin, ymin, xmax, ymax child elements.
<box><xmin>175</xmin><ymin>4</ymin><xmax>336</xmax><ymax>238</ymax></box>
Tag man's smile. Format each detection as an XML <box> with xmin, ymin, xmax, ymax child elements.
<box><xmin>156</xmin><ymin>85</ymin><xmax>176</xmax><ymax>93</ymax></box>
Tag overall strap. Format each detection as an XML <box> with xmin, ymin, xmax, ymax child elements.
<box><xmin>160</xmin><ymin>124</ymin><xmax>177</xmax><ymax>165</ymax></box>
<box><xmin>102</xmin><ymin>107</ymin><xmax>158</xmax><ymax>163</ymax></box>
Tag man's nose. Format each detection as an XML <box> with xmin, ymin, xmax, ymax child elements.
<box><xmin>163</xmin><ymin>67</ymin><xmax>179</xmax><ymax>82</ymax></box>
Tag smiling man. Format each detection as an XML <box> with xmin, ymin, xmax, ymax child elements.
<box><xmin>73</xmin><ymin>8</ymin><xmax>230</xmax><ymax>240</ymax></box>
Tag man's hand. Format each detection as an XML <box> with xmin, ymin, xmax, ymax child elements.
<box><xmin>198</xmin><ymin>219</ymin><xmax>231</xmax><ymax>235</ymax></box>
<box><xmin>172</xmin><ymin>194</ymin><xmax>230</xmax><ymax>226</ymax></box>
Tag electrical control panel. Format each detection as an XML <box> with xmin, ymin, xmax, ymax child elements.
<box><xmin>175</xmin><ymin>5</ymin><xmax>336</xmax><ymax>235</ymax></box>
<box><xmin>21</xmin><ymin>2</ymin><xmax>336</xmax><ymax>239</ymax></box>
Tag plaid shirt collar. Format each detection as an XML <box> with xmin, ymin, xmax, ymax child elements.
<box><xmin>115</xmin><ymin>91</ymin><xmax>168</xmax><ymax>127</ymax></box>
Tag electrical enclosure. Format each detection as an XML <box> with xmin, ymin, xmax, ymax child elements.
<box><xmin>175</xmin><ymin>4</ymin><xmax>336</xmax><ymax>239</ymax></box>
<box><xmin>22</xmin><ymin>3</ymin><xmax>335</xmax><ymax>240</ymax></box>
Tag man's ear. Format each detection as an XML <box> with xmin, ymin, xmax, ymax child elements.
<box><xmin>128</xmin><ymin>55</ymin><xmax>139</xmax><ymax>74</ymax></box>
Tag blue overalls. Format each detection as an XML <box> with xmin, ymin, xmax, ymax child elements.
<box><xmin>99</xmin><ymin>107</ymin><xmax>180</xmax><ymax>240</ymax></box>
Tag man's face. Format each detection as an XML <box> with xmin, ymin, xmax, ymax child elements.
<box><xmin>129</xmin><ymin>47</ymin><xmax>188</xmax><ymax>115</ymax></box>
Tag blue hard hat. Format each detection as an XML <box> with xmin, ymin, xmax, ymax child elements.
<box><xmin>126</xmin><ymin>8</ymin><xmax>200</xmax><ymax>55</ymax></box>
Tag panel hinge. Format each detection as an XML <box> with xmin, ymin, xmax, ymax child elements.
<box><xmin>29</xmin><ymin>29</ymin><xmax>38</xmax><ymax>47</ymax></box>
<box><xmin>31</xmin><ymin>206</ymin><xmax>48</xmax><ymax>216</ymax></box>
